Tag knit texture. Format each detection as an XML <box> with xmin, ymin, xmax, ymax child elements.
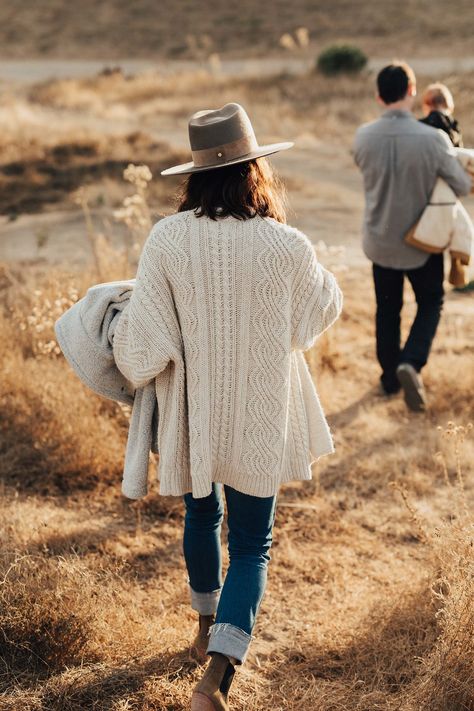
<box><xmin>54</xmin><ymin>280</ymin><xmax>158</xmax><ymax>500</ymax></box>
<box><xmin>113</xmin><ymin>211</ymin><xmax>343</xmax><ymax>498</ymax></box>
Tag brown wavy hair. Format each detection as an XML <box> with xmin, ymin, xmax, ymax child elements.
<box><xmin>177</xmin><ymin>157</ymin><xmax>287</xmax><ymax>223</ymax></box>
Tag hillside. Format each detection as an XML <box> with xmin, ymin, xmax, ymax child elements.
<box><xmin>1</xmin><ymin>18</ymin><xmax>473</xmax><ymax>709</ymax></box>
<box><xmin>0</xmin><ymin>0</ymin><xmax>473</xmax><ymax>59</ymax></box>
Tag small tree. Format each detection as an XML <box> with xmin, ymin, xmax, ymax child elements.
<box><xmin>316</xmin><ymin>45</ymin><xmax>368</xmax><ymax>76</ymax></box>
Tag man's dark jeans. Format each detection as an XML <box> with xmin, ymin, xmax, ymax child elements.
<box><xmin>372</xmin><ymin>254</ymin><xmax>444</xmax><ymax>393</ymax></box>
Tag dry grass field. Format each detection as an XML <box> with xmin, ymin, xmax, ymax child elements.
<box><xmin>1</xmin><ymin>249</ymin><xmax>473</xmax><ymax>711</ymax></box>
<box><xmin>1</xmin><ymin>20</ymin><xmax>474</xmax><ymax>711</ymax></box>
<box><xmin>0</xmin><ymin>0</ymin><xmax>473</xmax><ymax>59</ymax></box>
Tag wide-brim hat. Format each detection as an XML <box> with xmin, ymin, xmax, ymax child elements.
<box><xmin>161</xmin><ymin>102</ymin><xmax>293</xmax><ymax>176</ymax></box>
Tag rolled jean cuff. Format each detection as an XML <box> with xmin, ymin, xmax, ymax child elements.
<box><xmin>189</xmin><ymin>585</ymin><xmax>221</xmax><ymax>615</ymax></box>
<box><xmin>207</xmin><ymin>622</ymin><xmax>253</xmax><ymax>665</ymax></box>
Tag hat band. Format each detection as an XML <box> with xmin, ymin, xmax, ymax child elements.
<box><xmin>191</xmin><ymin>133</ymin><xmax>259</xmax><ymax>168</ymax></box>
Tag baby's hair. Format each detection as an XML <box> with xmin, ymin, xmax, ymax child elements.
<box><xmin>422</xmin><ymin>83</ymin><xmax>454</xmax><ymax>112</ymax></box>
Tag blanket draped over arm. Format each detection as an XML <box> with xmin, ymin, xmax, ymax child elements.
<box><xmin>54</xmin><ymin>280</ymin><xmax>159</xmax><ymax>500</ymax></box>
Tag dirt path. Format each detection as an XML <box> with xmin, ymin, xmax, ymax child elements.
<box><xmin>2</xmin><ymin>55</ymin><xmax>474</xmax><ymax>84</ymax></box>
<box><xmin>1</xmin><ymin>56</ymin><xmax>473</xmax><ymax>270</ymax></box>
<box><xmin>0</xmin><ymin>142</ymin><xmax>367</xmax><ymax>267</ymax></box>
<box><xmin>0</xmin><ymin>127</ymin><xmax>367</xmax><ymax>266</ymax></box>
<box><xmin>2</xmin><ymin>114</ymin><xmax>473</xmax><ymax>269</ymax></box>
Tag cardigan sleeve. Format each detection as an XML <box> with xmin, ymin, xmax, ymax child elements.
<box><xmin>113</xmin><ymin>224</ymin><xmax>182</xmax><ymax>389</ymax></box>
<box><xmin>291</xmin><ymin>233</ymin><xmax>343</xmax><ymax>351</ymax></box>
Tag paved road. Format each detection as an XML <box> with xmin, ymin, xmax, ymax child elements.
<box><xmin>2</xmin><ymin>55</ymin><xmax>474</xmax><ymax>83</ymax></box>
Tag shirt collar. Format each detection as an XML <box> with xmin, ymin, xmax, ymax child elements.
<box><xmin>382</xmin><ymin>108</ymin><xmax>414</xmax><ymax>119</ymax></box>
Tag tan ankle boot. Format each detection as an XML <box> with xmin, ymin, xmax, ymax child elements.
<box><xmin>190</xmin><ymin>614</ymin><xmax>215</xmax><ymax>663</ymax></box>
<box><xmin>191</xmin><ymin>652</ymin><xmax>235</xmax><ymax>710</ymax></box>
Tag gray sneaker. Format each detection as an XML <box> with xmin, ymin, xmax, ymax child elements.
<box><xmin>396</xmin><ymin>363</ymin><xmax>427</xmax><ymax>412</ymax></box>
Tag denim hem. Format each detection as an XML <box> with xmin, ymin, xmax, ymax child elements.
<box><xmin>207</xmin><ymin>622</ymin><xmax>253</xmax><ymax>664</ymax></box>
<box><xmin>189</xmin><ymin>585</ymin><xmax>221</xmax><ymax>615</ymax></box>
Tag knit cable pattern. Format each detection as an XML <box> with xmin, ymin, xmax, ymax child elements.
<box><xmin>240</xmin><ymin>219</ymin><xmax>293</xmax><ymax>487</ymax></box>
<box><xmin>113</xmin><ymin>211</ymin><xmax>343</xmax><ymax>498</ymax></box>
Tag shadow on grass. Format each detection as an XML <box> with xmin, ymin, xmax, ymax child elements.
<box><xmin>2</xmin><ymin>646</ymin><xmax>198</xmax><ymax>711</ymax></box>
<box><xmin>277</xmin><ymin>584</ymin><xmax>439</xmax><ymax>704</ymax></box>
<box><xmin>314</xmin><ymin>407</ymin><xmax>447</xmax><ymax>499</ymax></box>
<box><xmin>40</xmin><ymin>648</ymin><xmax>197</xmax><ymax>711</ymax></box>
<box><xmin>327</xmin><ymin>387</ymin><xmax>378</xmax><ymax>429</ymax></box>
<box><xmin>0</xmin><ymin>546</ymin><xmax>197</xmax><ymax>707</ymax></box>
<box><xmin>0</xmin><ymin>387</ymin><xmax>121</xmax><ymax>497</ymax></box>
<box><xmin>4</xmin><ymin>508</ymin><xmax>186</xmax><ymax>587</ymax></box>
<box><xmin>26</xmin><ymin>521</ymin><xmax>186</xmax><ymax>585</ymax></box>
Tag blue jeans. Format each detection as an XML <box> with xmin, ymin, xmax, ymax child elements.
<box><xmin>183</xmin><ymin>484</ymin><xmax>277</xmax><ymax>663</ymax></box>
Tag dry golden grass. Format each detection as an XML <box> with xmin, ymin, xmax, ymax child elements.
<box><xmin>0</xmin><ymin>252</ymin><xmax>473</xmax><ymax>710</ymax></box>
<box><xmin>1</xmin><ymin>58</ymin><xmax>474</xmax><ymax>710</ymax></box>
<box><xmin>27</xmin><ymin>68</ymin><xmax>474</xmax><ymax>147</ymax></box>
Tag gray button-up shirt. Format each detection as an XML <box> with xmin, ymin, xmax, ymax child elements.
<box><xmin>353</xmin><ymin>109</ymin><xmax>472</xmax><ymax>269</ymax></box>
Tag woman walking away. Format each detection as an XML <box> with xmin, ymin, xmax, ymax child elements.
<box><xmin>113</xmin><ymin>103</ymin><xmax>343</xmax><ymax>710</ymax></box>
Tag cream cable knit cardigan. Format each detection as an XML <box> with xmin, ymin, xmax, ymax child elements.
<box><xmin>113</xmin><ymin>210</ymin><xmax>343</xmax><ymax>498</ymax></box>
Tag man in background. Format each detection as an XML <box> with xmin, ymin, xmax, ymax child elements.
<box><xmin>353</xmin><ymin>62</ymin><xmax>471</xmax><ymax>411</ymax></box>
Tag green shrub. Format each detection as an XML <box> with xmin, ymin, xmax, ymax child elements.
<box><xmin>316</xmin><ymin>45</ymin><xmax>368</xmax><ymax>76</ymax></box>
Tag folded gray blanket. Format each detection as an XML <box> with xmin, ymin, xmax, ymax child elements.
<box><xmin>54</xmin><ymin>280</ymin><xmax>158</xmax><ymax>499</ymax></box>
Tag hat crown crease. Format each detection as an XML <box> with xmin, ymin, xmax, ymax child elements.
<box><xmin>161</xmin><ymin>102</ymin><xmax>293</xmax><ymax>175</ymax></box>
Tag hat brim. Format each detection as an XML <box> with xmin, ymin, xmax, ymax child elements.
<box><xmin>160</xmin><ymin>141</ymin><xmax>294</xmax><ymax>176</ymax></box>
